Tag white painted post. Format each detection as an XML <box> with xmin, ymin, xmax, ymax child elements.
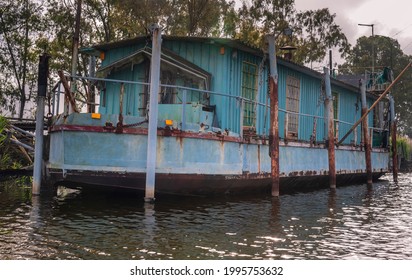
<box><xmin>181</xmin><ymin>89</ymin><xmax>187</xmax><ymax>131</ymax></box>
<box><xmin>33</xmin><ymin>54</ymin><xmax>49</xmax><ymax>195</ymax></box>
<box><xmin>145</xmin><ymin>24</ymin><xmax>162</xmax><ymax>203</ymax></box>
<box><xmin>239</xmin><ymin>98</ymin><xmax>244</xmax><ymax>139</ymax></box>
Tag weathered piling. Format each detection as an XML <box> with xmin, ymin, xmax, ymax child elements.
<box><xmin>389</xmin><ymin>95</ymin><xmax>398</xmax><ymax>183</ymax></box>
<box><xmin>87</xmin><ymin>55</ymin><xmax>96</xmax><ymax>113</ymax></box>
<box><xmin>32</xmin><ymin>54</ymin><xmax>49</xmax><ymax>195</ymax></box>
<box><xmin>360</xmin><ymin>79</ymin><xmax>372</xmax><ymax>185</ymax></box>
<box><xmin>266</xmin><ymin>35</ymin><xmax>280</xmax><ymax>197</ymax></box>
<box><xmin>324</xmin><ymin>67</ymin><xmax>336</xmax><ymax>189</ymax></box>
<box><xmin>145</xmin><ymin>24</ymin><xmax>162</xmax><ymax>202</ymax></box>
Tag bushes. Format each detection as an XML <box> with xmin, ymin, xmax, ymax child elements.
<box><xmin>0</xmin><ymin>116</ymin><xmax>32</xmax><ymax>169</ymax></box>
<box><xmin>0</xmin><ymin>116</ymin><xmax>11</xmax><ymax>168</ymax></box>
<box><xmin>397</xmin><ymin>136</ymin><xmax>412</xmax><ymax>160</ymax></box>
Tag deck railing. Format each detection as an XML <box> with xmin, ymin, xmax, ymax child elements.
<box><xmin>49</xmin><ymin>75</ymin><xmax>389</xmax><ymax>148</ymax></box>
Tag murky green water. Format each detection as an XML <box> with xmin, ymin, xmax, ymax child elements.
<box><xmin>0</xmin><ymin>174</ymin><xmax>411</xmax><ymax>260</ymax></box>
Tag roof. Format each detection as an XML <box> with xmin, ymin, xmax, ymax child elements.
<box><xmin>82</xmin><ymin>35</ymin><xmax>361</xmax><ymax>93</ymax></box>
<box><xmin>336</xmin><ymin>74</ymin><xmax>363</xmax><ymax>87</ymax></box>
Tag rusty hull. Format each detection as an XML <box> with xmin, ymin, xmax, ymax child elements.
<box><xmin>47</xmin><ymin>168</ymin><xmax>386</xmax><ymax>196</ymax></box>
<box><xmin>46</xmin><ymin>123</ymin><xmax>389</xmax><ymax>196</ymax></box>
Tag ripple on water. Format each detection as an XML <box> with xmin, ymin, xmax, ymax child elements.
<box><xmin>1</xmin><ymin>174</ymin><xmax>412</xmax><ymax>259</ymax></box>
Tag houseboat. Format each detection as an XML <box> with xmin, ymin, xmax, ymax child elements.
<box><xmin>44</xmin><ymin>29</ymin><xmax>391</xmax><ymax>197</ymax></box>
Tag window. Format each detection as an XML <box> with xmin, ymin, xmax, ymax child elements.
<box><xmin>286</xmin><ymin>75</ymin><xmax>300</xmax><ymax>138</ymax></box>
<box><xmin>241</xmin><ymin>62</ymin><xmax>258</xmax><ymax>127</ymax></box>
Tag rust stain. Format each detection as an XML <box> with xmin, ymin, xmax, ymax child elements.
<box><xmin>326</xmin><ymin>94</ymin><xmax>336</xmax><ymax>188</ymax></box>
<box><xmin>50</xmin><ymin>125</ymin><xmax>242</xmax><ymax>143</ymax></box>
<box><xmin>269</xmin><ymin>77</ymin><xmax>280</xmax><ymax>196</ymax></box>
<box><xmin>47</xmin><ymin>167</ymin><xmax>388</xmax><ymax>196</ymax></box>
<box><xmin>361</xmin><ymin>107</ymin><xmax>372</xmax><ymax>184</ymax></box>
<box><xmin>257</xmin><ymin>145</ymin><xmax>261</xmax><ymax>173</ymax></box>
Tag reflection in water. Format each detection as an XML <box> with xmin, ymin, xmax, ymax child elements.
<box><xmin>0</xmin><ymin>174</ymin><xmax>412</xmax><ymax>260</ymax></box>
<box><xmin>140</xmin><ymin>203</ymin><xmax>158</xmax><ymax>259</ymax></box>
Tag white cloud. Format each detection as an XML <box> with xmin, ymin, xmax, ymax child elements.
<box><xmin>295</xmin><ymin>0</ymin><xmax>412</xmax><ymax>55</ymax></box>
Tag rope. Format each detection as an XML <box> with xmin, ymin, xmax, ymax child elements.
<box><xmin>122</xmin><ymin>119</ymin><xmax>148</xmax><ymax>128</ymax></box>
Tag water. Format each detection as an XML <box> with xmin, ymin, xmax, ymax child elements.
<box><xmin>1</xmin><ymin>174</ymin><xmax>411</xmax><ymax>260</ymax></box>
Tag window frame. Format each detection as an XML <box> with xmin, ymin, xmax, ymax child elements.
<box><xmin>241</xmin><ymin>61</ymin><xmax>258</xmax><ymax>127</ymax></box>
<box><xmin>286</xmin><ymin>75</ymin><xmax>301</xmax><ymax>138</ymax></box>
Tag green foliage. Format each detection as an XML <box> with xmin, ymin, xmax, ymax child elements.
<box><xmin>295</xmin><ymin>8</ymin><xmax>350</xmax><ymax>64</ymax></box>
<box><xmin>339</xmin><ymin>35</ymin><xmax>412</xmax><ymax>137</ymax></box>
<box><xmin>0</xmin><ymin>0</ymin><xmax>351</xmax><ymax>119</ymax></box>
<box><xmin>0</xmin><ymin>115</ymin><xmax>32</xmax><ymax>169</ymax></box>
<box><xmin>0</xmin><ymin>116</ymin><xmax>12</xmax><ymax>168</ymax></box>
<box><xmin>397</xmin><ymin>136</ymin><xmax>412</xmax><ymax>160</ymax></box>
<box><xmin>234</xmin><ymin>0</ymin><xmax>350</xmax><ymax>64</ymax></box>
<box><xmin>0</xmin><ymin>0</ymin><xmax>46</xmax><ymax>119</ymax></box>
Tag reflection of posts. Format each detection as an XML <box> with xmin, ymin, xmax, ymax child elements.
<box><xmin>30</xmin><ymin>196</ymin><xmax>41</xmax><ymax>227</ymax></box>
<box><xmin>142</xmin><ymin>203</ymin><xmax>156</xmax><ymax>249</ymax></box>
<box><xmin>327</xmin><ymin>189</ymin><xmax>336</xmax><ymax>227</ymax></box>
<box><xmin>269</xmin><ymin>198</ymin><xmax>281</xmax><ymax>229</ymax></box>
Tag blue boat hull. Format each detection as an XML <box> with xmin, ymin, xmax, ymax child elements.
<box><xmin>45</xmin><ymin>118</ymin><xmax>389</xmax><ymax>195</ymax></box>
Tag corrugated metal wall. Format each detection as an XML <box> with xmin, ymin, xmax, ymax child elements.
<box><xmin>98</xmin><ymin>38</ymin><xmax>376</xmax><ymax>146</ymax></box>
<box><xmin>162</xmin><ymin>40</ymin><xmax>270</xmax><ymax>135</ymax></box>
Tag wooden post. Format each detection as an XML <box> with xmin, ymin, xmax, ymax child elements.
<box><xmin>389</xmin><ymin>95</ymin><xmax>398</xmax><ymax>183</ymax></box>
<box><xmin>239</xmin><ymin>98</ymin><xmax>244</xmax><ymax>139</ymax></box>
<box><xmin>116</xmin><ymin>83</ymin><xmax>124</xmax><ymax>133</ymax></box>
<box><xmin>266</xmin><ymin>35</ymin><xmax>280</xmax><ymax>197</ymax></box>
<box><xmin>284</xmin><ymin>112</ymin><xmax>289</xmax><ymax>144</ymax></box>
<box><xmin>33</xmin><ymin>54</ymin><xmax>49</xmax><ymax>195</ymax></box>
<box><xmin>360</xmin><ymin>80</ymin><xmax>372</xmax><ymax>185</ymax></box>
<box><xmin>58</xmin><ymin>70</ymin><xmax>79</xmax><ymax>113</ymax></box>
<box><xmin>324</xmin><ymin>67</ymin><xmax>336</xmax><ymax>189</ymax></box>
<box><xmin>87</xmin><ymin>55</ymin><xmax>96</xmax><ymax>113</ymax></box>
<box><xmin>145</xmin><ymin>24</ymin><xmax>162</xmax><ymax>203</ymax></box>
<box><xmin>181</xmin><ymin>89</ymin><xmax>187</xmax><ymax>131</ymax></box>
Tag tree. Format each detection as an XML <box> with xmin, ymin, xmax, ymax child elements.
<box><xmin>234</xmin><ymin>0</ymin><xmax>296</xmax><ymax>47</ymax></box>
<box><xmin>295</xmin><ymin>8</ymin><xmax>349</xmax><ymax>64</ymax></box>
<box><xmin>339</xmin><ymin>35</ymin><xmax>412</xmax><ymax>137</ymax></box>
<box><xmin>232</xmin><ymin>0</ymin><xmax>350</xmax><ymax>64</ymax></box>
<box><xmin>0</xmin><ymin>0</ymin><xmax>45</xmax><ymax>119</ymax></box>
<box><xmin>0</xmin><ymin>0</ymin><xmax>351</xmax><ymax>119</ymax></box>
<box><xmin>109</xmin><ymin>0</ymin><xmax>233</xmax><ymax>37</ymax></box>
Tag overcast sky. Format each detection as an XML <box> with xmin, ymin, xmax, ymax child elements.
<box><xmin>295</xmin><ymin>0</ymin><xmax>412</xmax><ymax>55</ymax></box>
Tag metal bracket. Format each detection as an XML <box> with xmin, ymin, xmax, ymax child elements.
<box><xmin>148</xmin><ymin>23</ymin><xmax>160</xmax><ymax>33</ymax></box>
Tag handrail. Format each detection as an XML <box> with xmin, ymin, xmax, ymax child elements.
<box><xmin>10</xmin><ymin>125</ymin><xmax>36</xmax><ymax>138</ymax></box>
<box><xmin>337</xmin><ymin>61</ymin><xmax>412</xmax><ymax>145</ymax></box>
<box><xmin>59</xmin><ymin>74</ymin><xmax>389</xmax><ymax>145</ymax></box>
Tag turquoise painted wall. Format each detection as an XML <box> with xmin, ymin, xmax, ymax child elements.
<box><xmin>97</xmin><ymin>38</ymin><xmax>377</xmax><ymax>146</ymax></box>
<box><xmin>48</xmin><ymin>129</ymin><xmax>388</xmax><ymax>176</ymax></box>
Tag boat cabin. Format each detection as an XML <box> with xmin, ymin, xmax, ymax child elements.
<box><xmin>80</xmin><ymin>36</ymin><xmax>387</xmax><ymax>147</ymax></box>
